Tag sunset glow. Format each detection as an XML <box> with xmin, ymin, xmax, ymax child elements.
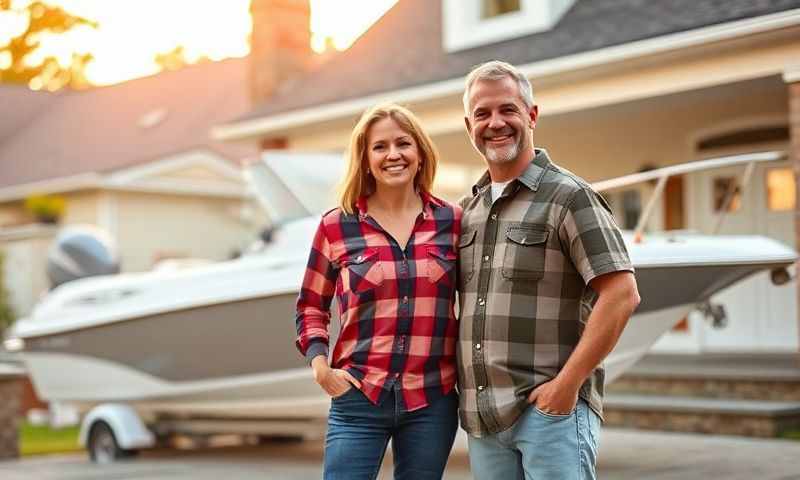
<box><xmin>310</xmin><ymin>0</ymin><xmax>396</xmax><ymax>53</ymax></box>
<box><xmin>0</xmin><ymin>0</ymin><xmax>397</xmax><ymax>87</ymax></box>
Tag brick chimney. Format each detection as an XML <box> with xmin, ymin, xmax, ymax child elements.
<box><xmin>249</xmin><ymin>0</ymin><xmax>312</xmax><ymax>104</ymax></box>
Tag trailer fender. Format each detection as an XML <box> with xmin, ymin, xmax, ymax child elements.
<box><xmin>79</xmin><ymin>404</ymin><xmax>155</xmax><ymax>450</ymax></box>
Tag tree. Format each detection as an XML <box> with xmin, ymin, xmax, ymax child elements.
<box><xmin>154</xmin><ymin>45</ymin><xmax>189</xmax><ymax>72</ymax></box>
<box><xmin>0</xmin><ymin>251</ymin><xmax>15</xmax><ymax>336</ymax></box>
<box><xmin>155</xmin><ymin>45</ymin><xmax>210</xmax><ymax>72</ymax></box>
<box><xmin>0</xmin><ymin>1</ymin><xmax>98</xmax><ymax>90</ymax></box>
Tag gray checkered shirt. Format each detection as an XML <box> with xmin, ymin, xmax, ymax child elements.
<box><xmin>457</xmin><ymin>149</ymin><xmax>633</xmax><ymax>437</ymax></box>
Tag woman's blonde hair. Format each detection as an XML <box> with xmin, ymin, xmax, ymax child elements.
<box><xmin>338</xmin><ymin>103</ymin><xmax>438</xmax><ymax>214</ymax></box>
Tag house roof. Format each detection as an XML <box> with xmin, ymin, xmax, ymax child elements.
<box><xmin>236</xmin><ymin>0</ymin><xmax>800</xmax><ymax>123</ymax></box>
<box><xmin>0</xmin><ymin>57</ymin><xmax>257</xmax><ymax>189</ymax></box>
<box><xmin>0</xmin><ymin>86</ymin><xmax>57</xmax><ymax>143</ymax></box>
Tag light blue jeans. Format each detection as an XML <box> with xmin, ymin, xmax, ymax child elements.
<box><xmin>468</xmin><ymin>399</ymin><xmax>601</xmax><ymax>480</ymax></box>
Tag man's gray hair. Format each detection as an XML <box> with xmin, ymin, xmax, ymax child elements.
<box><xmin>462</xmin><ymin>60</ymin><xmax>535</xmax><ymax>114</ymax></box>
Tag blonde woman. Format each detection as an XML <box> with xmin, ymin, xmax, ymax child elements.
<box><xmin>295</xmin><ymin>103</ymin><xmax>460</xmax><ymax>479</ymax></box>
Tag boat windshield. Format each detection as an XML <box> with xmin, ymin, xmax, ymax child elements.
<box><xmin>245</xmin><ymin>151</ymin><xmax>345</xmax><ymax>224</ymax></box>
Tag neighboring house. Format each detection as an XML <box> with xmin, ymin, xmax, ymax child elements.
<box><xmin>216</xmin><ymin>0</ymin><xmax>800</xmax><ymax>353</ymax></box>
<box><xmin>0</xmin><ymin>58</ymin><xmax>263</xmax><ymax>317</ymax></box>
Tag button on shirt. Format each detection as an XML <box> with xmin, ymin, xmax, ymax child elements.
<box><xmin>296</xmin><ymin>192</ymin><xmax>461</xmax><ymax>411</ymax></box>
<box><xmin>457</xmin><ymin>149</ymin><xmax>634</xmax><ymax>437</ymax></box>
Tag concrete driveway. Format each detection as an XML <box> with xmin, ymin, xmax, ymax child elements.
<box><xmin>2</xmin><ymin>429</ymin><xmax>799</xmax><ymax>479</ymax></box>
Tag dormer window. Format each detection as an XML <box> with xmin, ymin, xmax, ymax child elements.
<box><xmin>444</xmin><ymin>0</ymin><xmax>576</xmax><ymax>52</ymax></box>
<box><xmin>483</xmin><ymin>0</ymin><xmax>521</xmax><ymax>18</ymax></box>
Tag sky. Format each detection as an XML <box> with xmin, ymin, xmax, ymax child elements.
<box><xmin>0</xmin><ymin>0</ymin><xmax>397</xmax><ymax>87</ymax></box>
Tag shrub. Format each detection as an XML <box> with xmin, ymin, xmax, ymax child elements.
<box><xmin>0</xmin><ymin>251</ymin><xmax>14</xmax><ymax>335</ymax></box>
<box><xmin>24</xmin><ymin>194</ymin><xmax>66</xmax><ymax>224</ymax></box>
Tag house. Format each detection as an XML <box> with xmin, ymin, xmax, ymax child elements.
<box><xmin>0</xmin><ymin>58</ymin><xmax>263</xmax><ymax>317</ymax></box>
<box><xmin>216</xmin><ymin>0</ymin><xmax>800</xmax><ymax>354</ymax></box>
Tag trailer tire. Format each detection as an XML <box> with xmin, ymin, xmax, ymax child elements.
<box><xmin>88</xmin><ymin>421</ymin><xmax>138</xmax><ymax>463</ymax></box>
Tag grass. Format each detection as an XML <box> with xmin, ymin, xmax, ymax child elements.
<box><xmin>19</xmin><ymin>421</ymin><xmax>83</xmax><ymax>456</ymax></box>
<box><xmin>781</xmin><ymin>429</ymin><xmax>800</xmax><ymax>441</ymax></box>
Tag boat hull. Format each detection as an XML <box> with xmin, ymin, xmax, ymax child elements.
<box><xmin>22</xmin><ymin>292</ymin><xmax>315</xmax><ymax>415</ymax></box>
<box><xmin>18</xmin><ymin>259</ymin><xmax>781</xmax><ymax>420</ymax></box>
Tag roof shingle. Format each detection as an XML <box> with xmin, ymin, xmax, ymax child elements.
<box><xmin>0</xmin><ymin>86</ymin><xmax>57</xmax><ymax>144</ymax></box>
<box><xmin>239</xmin><ymin>0</ymin><xmax>800</xmax><ymax>122</ymax></box>
<box><xmin>0</xmin><ymin>58</ymin><xmax>256</xmax><ymax>189</ymax></box>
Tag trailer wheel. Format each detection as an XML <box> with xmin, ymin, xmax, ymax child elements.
<box><xmin>88</xmin><ymin>421</ymin><xmax>137</xmax><ymax>463</ymax></box>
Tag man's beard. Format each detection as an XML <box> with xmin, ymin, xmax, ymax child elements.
<box><xmin>479</xmin><ymin>130</ymin><xmax>525</xmax><ymax>164</ymax></box>
<box><xmin>485</xmin><ymin>141</ymin><xmax>519</xmax><ymax>164</ymax></box>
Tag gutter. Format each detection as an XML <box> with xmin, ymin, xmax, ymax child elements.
<box><xmin>213</xmin><ymin>8</ymin><xmax>800</xmax><ymax>141</ymax></box>
<box><xmin>0</xmin><ymin>173</ymin><xmax>251</xmax><ymax>203</ymax></box>
<box><xmin>0</xmin><ymin>173</ymin><xmax>103</xmax><ymax>203</ymax></box>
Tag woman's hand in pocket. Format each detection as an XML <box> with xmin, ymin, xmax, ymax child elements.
<box><xmin>311</xmin><ymin>356</ymin><xmax>361</xmax><ymax>397</ymax></box>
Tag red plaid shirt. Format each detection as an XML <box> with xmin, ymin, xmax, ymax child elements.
<box><xmin>295</xmin><ymin>192</ymin><xmax>461</xmax><ymax>411</ymax></box>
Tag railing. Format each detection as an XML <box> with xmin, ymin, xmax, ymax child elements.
<box><xmin>590</xmin><ymin>151</ymin><xmax>787</xmax><ymax>243</ymax></box>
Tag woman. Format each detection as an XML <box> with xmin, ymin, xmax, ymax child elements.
<box><xmin>295</xmin><ymin>103</ymin><xmax>461</xmax><ymax>479</ymax></box>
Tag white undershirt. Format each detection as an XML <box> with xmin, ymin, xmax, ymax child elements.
<box><xmin>491</xmin><ymin>180</ymin><xmax>511</xmax><ymax>203</ymax></box>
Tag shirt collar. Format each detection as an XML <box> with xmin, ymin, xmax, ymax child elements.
<box><xmin>471</xmin><ymin>148</ymin><xmax>551</xmax><ymax>196</ymax></box>
<box><xmin>356</xmin><ymin>190</ymin><xmax>442</xmax><ymax>220</ymax></box>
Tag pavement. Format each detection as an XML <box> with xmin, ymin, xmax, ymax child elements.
<box><xmin>1</xmin><ymin>428</ymin><xmax>799</xmax><ymax>479</ymax></box>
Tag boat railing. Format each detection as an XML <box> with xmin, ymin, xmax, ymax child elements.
<box><xmin>590</xmin><ymin>151</ymin><xmax>787</xmax><ymax>243</ymax></box>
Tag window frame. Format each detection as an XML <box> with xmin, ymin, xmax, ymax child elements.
<box><xmin>482</xmin><ymin>0</ymin><xmax>522</xmax><ymax>19</ymax></box>
<box><xmin>442</xmin><ymin>0</ymin><xmax>576</xmax><ymax>52</ymax></box>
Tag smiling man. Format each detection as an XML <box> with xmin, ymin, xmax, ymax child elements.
<box><xmin>457</xmin><ymin>60</ymin><xmax>640</xmax><ymax>480</ymax></box>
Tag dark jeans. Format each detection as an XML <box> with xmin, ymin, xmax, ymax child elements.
<box><xmin>323</xmin><ymin>385</ymin><xmax>459</xmax><ymax>480</ymax></box>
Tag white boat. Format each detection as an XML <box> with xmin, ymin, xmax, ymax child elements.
<box><xmin>4</xmin><ymin>150</ymin><xmax>796</xmax><ymax>460</ymax></box>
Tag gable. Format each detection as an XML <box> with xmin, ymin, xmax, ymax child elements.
<box><xmin>0</xmin><ymin>150</ymin><xmax>248</xmax><ymax>203</ymax></box>
<box><xmin>105</xmin><ymin>150</ymin><xmax>246</xmax><ymax>196</ymax></box>
<box><xmin>152</xmin><ymin>166</ymin><xmax>242</xmax><ymax>185</ymax></box>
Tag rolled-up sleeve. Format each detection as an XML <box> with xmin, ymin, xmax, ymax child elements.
<box><xmin>295</xmin><ymin>219</ymin><xmax>338</xmax><ymax>362</ymax></box>
<box><xmin>558</xmin><ymin>187</ymin><xmax>633</xmax><ymax>284</ymax></box>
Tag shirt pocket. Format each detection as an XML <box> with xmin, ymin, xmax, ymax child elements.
<box><xmin>457</xmin><ymin>229</ymin><xmax>477</xmax><ymax>285</ymax></box>
<box><xmin>427</xmin><ymin>246</ymin><xmax>457</xmax><ymax>286</ymax></box>
<box><xmin>342</xmin><ymin>249</ymin><xmax>384</xmax><ymax>293</ymax></box>
<box><xmin>502</xmin><ymin>224</ymin><xmax>549</xmax><ymax>281</ymax></box>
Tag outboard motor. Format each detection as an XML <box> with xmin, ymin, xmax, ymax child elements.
<box><xmin>47</xmin><ymin>225</ymin><xmax>120</xmax><ymax>288</ymax></box>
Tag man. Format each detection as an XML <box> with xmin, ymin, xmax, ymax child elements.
<box><xmin>457</xmin><ymin>60</ymin><xmax>640</xmax><ymax>480</ymax></box>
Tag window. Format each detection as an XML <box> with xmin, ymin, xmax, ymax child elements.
<box><xmin>443</xmin><ymin>0</ymin><xmax>576</xmax><ymax>52</ymax></box>
<box><xmin>712</xmin><ymin>177</ymin><xmax>741</xmax><ymax>213</ymax></box>
<box><xmin>766</xmin><ymin>168</ymin><xmax>795</xmax><ymax>212</ymax></box>
<box><xmin>663</xmin><ymin>176</ymin><xmax>685</xmax><ymax>230</ymax></box>
<box><xmin>621</xmin><ymin>190</ymin><xmax>641</xmax><ymax>230</ymax></box>
<box><xmin>606</xmin><ymin>189</ymin><xmax>641</xmax><ymax>230</ymax></box>
<box><xmin>483</xmin><ymin>0</ymin><xmax>521</xmax><ymax>18</ymax></box>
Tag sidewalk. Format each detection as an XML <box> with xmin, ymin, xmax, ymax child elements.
<box><xmin>1</xmin><ymin>428</ymin><xmax>798</xmax><ymax>479</ymax></box>
<box><xmin>597</xmin><ymin>429</ymin><xmax>799</xmax><ymax>480</ymax></box>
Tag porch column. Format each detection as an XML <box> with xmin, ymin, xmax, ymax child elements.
<box><xmin>786</xmin><ymin>66</ymin><xmax>800</xmax><ymax>352</ymax></box>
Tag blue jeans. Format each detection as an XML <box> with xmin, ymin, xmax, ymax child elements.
<box><xmin>468</xmin><ymin>399</ymin><xmax>601</xmax><ymax>480</ymax></box>
<box><xmin>323</xmin><ymin>385</ymin><xmax>458</xmax><ymax>480</ymax></box>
